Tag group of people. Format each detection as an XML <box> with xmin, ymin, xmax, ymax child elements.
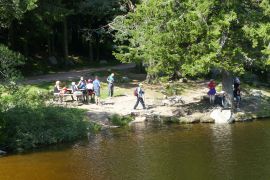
<box><xmin>207</xmin><ymin>77</ymin><xmax>241</xmax><ymax>109</ymax></box>
<box><xmin>54</xmin><ymin>75</ymin><xmax>102</xmax><ymax>105</ymax></box>
<box><xmin>53</xmin><ymin>72</ymin><xmax>147</xmax><ymax>109</ymax></box>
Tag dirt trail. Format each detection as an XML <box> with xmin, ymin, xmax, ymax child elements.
<box><xmin>75</xmin><ymin>81</ymin><xmax>209</xmax><ymax>127</ymax></box>
<box><xmin>25</xmin><ymin>63</ymin><xmax>136</xmax><ymax>84</ymax></box>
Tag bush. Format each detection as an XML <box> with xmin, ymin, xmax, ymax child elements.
<box><xmin>0</xmin><ymin>44</ymin><xmax>25</xmax><ymax>82</ymax></box>
<box><xmin>0</xmin><ymin>86</ymin><xmax>90</xmax><ymax>152</ymax></box>
<box><xmin>109</xmin><ymin>114</ymin><xmax>133</xmax><ymax>127</ymax></box>
<box><xmin>0</xmin><ymin>106</ymin><xmax>89</xmax><ymax>152</ymax></box>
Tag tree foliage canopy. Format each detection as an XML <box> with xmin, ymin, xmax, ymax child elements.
<box><xmin>0</xmin><ymin>0</ymin><xmax>37</xmax><ymax>27</ymax></box>
<box><xmin>112</xmin><ymin>0</ymin><xmax>270</xmax><ymax>79</ymax></box>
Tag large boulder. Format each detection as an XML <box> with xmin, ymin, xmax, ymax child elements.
<box><xmin>48</xmin><ymin>56</ymin><xmax>58</xmax><ymax>65</ymax></box>
<box><xmin>0</xmin><ymin>150</ymin><xmax>7</xmax><ymax>156</ymax></box>
<box><xmin>250</xmin><ymin>89</ymin><xmax>263</xmax><ymax>97</ymax></box>
<box><xmin>210</xmin><ymin>108</ymin><xmax>233</xmax><ymax>123</ymax></box>
<box><xmin>179</xmin><ymin>116</ymin><xmax>200</xmax><ymax>124</ymax></box>
<box><xmin>129</xmin><ymin>116</ymin><xmax>146</xmax><ymax>125</ymax></box>
<box><xmin>162</xmin><ymin>96</ymin><xmax>184</xmax><ymax>106</ymax></box>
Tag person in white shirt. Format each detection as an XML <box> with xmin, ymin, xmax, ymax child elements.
<box><xmin>134</xmin><ymin>83</ymin><xmax>146</xmax><ymax>110</ymax></box>
<box><xmin>86</xmin><ymin>79</ymin><xmax>95</xmax><ymax>101</ymax></box>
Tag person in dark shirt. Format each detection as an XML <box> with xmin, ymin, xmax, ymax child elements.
<box><xmin>234</xmin><ymin>86</ymin><xmax>241</xmax><ymax>108</ymax></box>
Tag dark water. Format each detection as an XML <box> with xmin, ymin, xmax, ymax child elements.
<box><xmin>1</xmin><ymin>120</ymin><xmax>270</xmax><ymax>180</ymax></box>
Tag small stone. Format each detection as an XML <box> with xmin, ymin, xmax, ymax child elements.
<box><xmin>100</xmin><ymin>60</ymin><xmax>108</xmax><ymax>64</ymax></box>
<box><xmin>0</xmin><ymin>150</ymin><xmax>7</xmax><ymax>155</ymax></box>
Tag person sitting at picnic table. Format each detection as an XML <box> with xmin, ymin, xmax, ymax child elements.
<box><xmin>71</xmin><ymin>82</ymin><xmax>83</xmax><ymax>101</ymax></box>
<box><xmin>54</xmin><ymin>81</ymin><xmax>67</xmax><ymax>94</ymax></box>
<box><xmin>78</xmin><ymin>77</ymin><xmax>86</xmax><ymax>89</ymax></box>
<box><xmin>207</xmin><ymin>79</ymin><xmax>216</xmax><ymax>104</ymax></box>
<box><xmin>54</xmin><ymin>81</ymin><xmax>61</xmax><ymax>94</ymax></box>
<box><xmin>54</xmin><ymin>81</ymin><xmax>67</xmax><ymax>102</ymax></box>
<box><xmin>93</xmin><ymin>76</ymin><xmax>101</xmax><ymax>105</ymax></box>
<box><xmin>86</xmin><ymin>79</ymin><xmax>95</xmax><ymax>100</ymax></box>
<box><xmin>77</xmin><ymin>77</ymin><xmax>87</xmax><ymax>101</ymax></box>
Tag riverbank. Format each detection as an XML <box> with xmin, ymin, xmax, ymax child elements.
<box><xmin>77</xmin><ymin>80</ymin><xmax>270</xmax><ymax>127</ymax></box>
<box><xmin>24</xmin><ymin>64</ymin><xmax>270</xmax><ymax>127</ymax></box>
<box><xmin>1</xmin><ymin>65</ymin><xmax>270</xmax><ymax>154</ymax></box>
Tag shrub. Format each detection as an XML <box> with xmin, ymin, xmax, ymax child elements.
<box><xmin>109</xmin><ymin>114</ymin><xmax>133</xmax><ymax>127</ymax></box>
<box><xmin>0</xmin><ymin>106</ymin><xmax>89</xmax><ymax>152</ymax></box>
<box><xmin>0</xmin><ymin>86</ymin><xmax>90</xmax><ymax>152</ymax></box>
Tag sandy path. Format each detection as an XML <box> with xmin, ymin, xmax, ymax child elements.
<box><xmin>25</xmin><ymin>63</ymin><xmax>136</xmax><ymax>84</ymax></box>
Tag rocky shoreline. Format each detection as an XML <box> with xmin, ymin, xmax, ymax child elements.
<box><xmin>83</xmin><ymin>89</ymin><xmax>270</xmax><ymax>127</ymax></box>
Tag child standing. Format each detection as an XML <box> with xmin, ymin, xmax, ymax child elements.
<box><xmin>208</xmin><ymin>79</ymin><xmax>216</xmax><ymax>104</ymax></box>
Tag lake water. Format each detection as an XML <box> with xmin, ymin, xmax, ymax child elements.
<box><xmin>1</xmin><ymin>120</ymin><xmax>270</xmax><ymax>180</ymax></box>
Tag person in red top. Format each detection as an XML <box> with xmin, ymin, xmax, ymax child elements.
<box><xmin>207</xmin><ymin>79</ymin><xmax>216</xmax><ymax>104</ymax></box>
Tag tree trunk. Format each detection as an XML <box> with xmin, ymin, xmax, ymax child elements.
<box><xmin>89</xmin><ymin>41</ymin><xmax>93</xmax><ymax>62</ymax></box>
<box><xmin>23</xmin><ymin>39</ymin><xmax>28</xmax><ymax>56</ymax></box>
<box><xmin>136</xmin><ymin>62</ymin><xmax>144</xmax><ymax>73</ymax></box>
<box><xmin>52</xmin><ymin>31</ymin><xmax>55</xmax><ymax>55</ymax></box>
<box><xmin>8</xmin><ymin>21</ymin><xmax>15</xmax><ymax>48</ymax></box>
<box><xmin>222</xmin><ymin>70</ymin><xmax>234</xmax><ymax>110</ymax></box>
<box><xmin>96</xmin><ymin>39</ymin><xmax>100</xmax><ymax>62</ymax></box>
<box><xmin>63</xmin><ymin>17</ymin><xmax>69</xmax><ymax>60</ymax></box>
<box><xmin>48</xmin><ymin>35</ymin><xmax>52</xmax><ymax>56</ymax></box>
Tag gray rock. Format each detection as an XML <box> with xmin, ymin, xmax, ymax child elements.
<box><xmin>48</xmin><ymin>56</ymin><xmax>58</xmax><ymax>65</ymax></box>
<box><xmin>129</xmin><ymin>116</ymin><xmax>146</xmax><ymax>125</ymax></box>
<box><xmin>250</xmin><ymin>89</ymin><xmax>263</xmax><ymax>97</ymax></box>
<box><xmin>210</xmin><ymin>108</ymin><xmax>233</xmax><ymax>123</ymax></box>
<box><xmin>172</xmin><ymin>108</ymin><xmax>185</xmax><ymax>116</ymax></box>
<box><xmin>0</xmin><ymin>150</ymin><xmax>7</xmax><ymax>155</ymax></box>
<box><xmin>100</xmin><ymin>60</ymin><xmax>108</xmax><ymax>64</ymax></box>
<box><xmin>162</xmin><ymin>96</ymin><xmax>184</xmax><ymax>106</ymax></box>
<box><xmin>200</xmin><ymin>115</ymin><xmax>215</xmax><ymax>123</ymax></box>
<box><xmin>179</xmin><ymin>116</ymin><xmax>200</xmax><ymax>124</ymax></box>
<box><xmin>122</xmin><ymin>76</ymin><xmax>130</xmax><ymax>82</ymax></box>
<box><xmin>179</xmin><ymin>78</ymin><xmax>188</xmax><ymax>83</ymax></box>
<box><xmin>65</xmin><ymin>59</ymin><xmax>75</xmax><ymax>66</ymax></box>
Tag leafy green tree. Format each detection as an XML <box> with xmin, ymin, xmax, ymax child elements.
<box><xmin>112</xmin><ymin>0</ymin><xmax>270</xmax><ymax>107</ymax></box>
<box><xmin>0</xmin><ymin>44</ymin><xmax>25</xmax><ymax>82</ymax></box>
<box><xmin>0</xmin><ymin>0</ymin><xmax>37</xmax><ymax>28</ymax></box>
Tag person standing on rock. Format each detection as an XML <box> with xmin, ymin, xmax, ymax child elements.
<box><xmin>207</xmin><ymin>79</ymin><xmax>216</xmax><ymax>104</ymax></box>
<box><xmin>134</xmin><ymin>83</ymin><xmax>146</xmax><ymax>110</ymax></box>
<box><xmin>107</xmin><ymin>73</ymin><xmax>115</xmax><ymax>97</ymax></box>
<box><xmin>93</xmin><ymin>76</ymin><xmax>101</xmax><ymax>105</ymax></box>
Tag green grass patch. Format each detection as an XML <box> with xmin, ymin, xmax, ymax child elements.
<box><xmin>109</xmin><ymin>114</ymin><xmax>133</xmax><ymax>127</ymax></box>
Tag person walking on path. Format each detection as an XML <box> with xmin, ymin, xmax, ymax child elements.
<box><xmin>107</xmin><ymin>73</ymin><xmax>115</xmax><ymax>97</ymax></box>
<box><xmin>134</xmin><ymin>83</ymin><xmax>146</xmax><ymax>110</ymax></box>
<box><xmin>207</xmin><ymin>79</ymin><xmax>216</xmax><ymax>104</ymax></box>
<box><xmin>93</xmin><ymin>76</ymin><xmax>101</xmax><ymax>105</ymax></box>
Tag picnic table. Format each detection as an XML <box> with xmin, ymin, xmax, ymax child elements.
<box><xmin>53</xmin><ymin>88</ymin><xmax>95</xmax><ymax>104</ymax></box>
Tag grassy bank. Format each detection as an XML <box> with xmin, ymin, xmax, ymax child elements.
<box><xmin>0</xmin><ymin>86</ymin><xmax>93</xmax><ymax>152</ymax></box>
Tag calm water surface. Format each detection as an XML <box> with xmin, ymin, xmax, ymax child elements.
<box><xmin>1</xmin><ymin>120</ymin><xmax>270</xmax><ymax>180</ymax></box>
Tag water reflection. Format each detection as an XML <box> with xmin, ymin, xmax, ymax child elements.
<box><xmin>210</xmin><ymin>124</ymin><xmax>234</xmax><ymax>178</ymax></box>
<box><xmin>1</xmin><ymin>121</ymin><xmax>270</xmax><ymax>180</ymax></box>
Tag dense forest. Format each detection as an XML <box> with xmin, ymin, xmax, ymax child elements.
<box><xmin>0</xmin><ymin>0</ymin><xmax>139</xmax><ymax>76</ymax></box>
